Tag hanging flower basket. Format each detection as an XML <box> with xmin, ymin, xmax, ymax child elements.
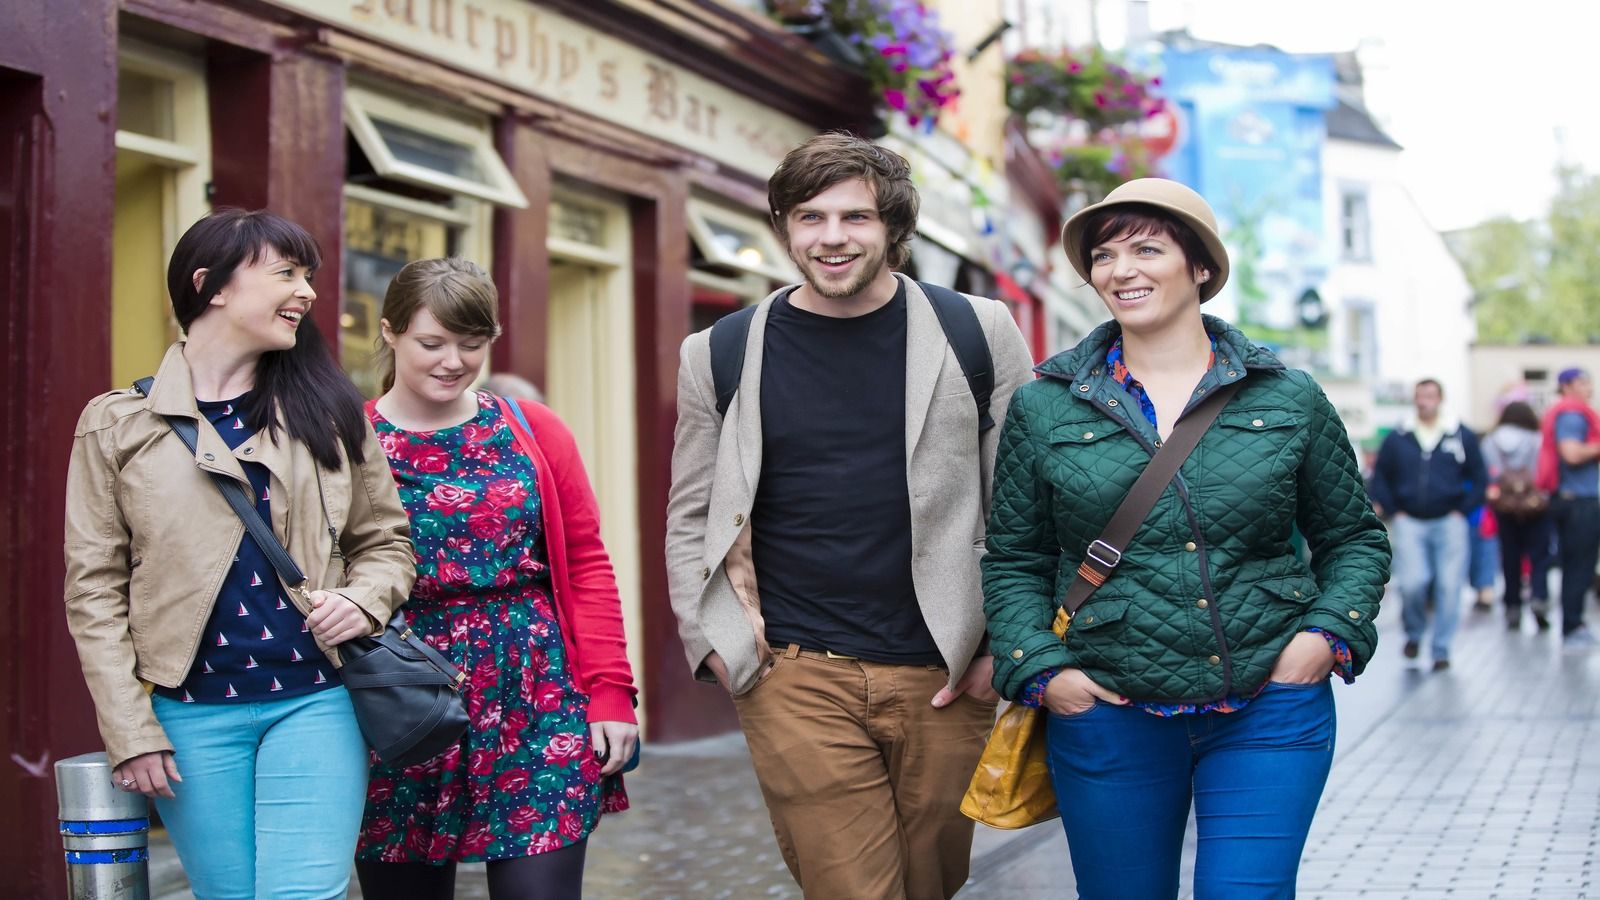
<box><xmin>1006</xmin><ymin>46</ymin><xmax>1162</xmax><ymax>131</ymax></box>
<box><xmin>1046</xmin><ymin>136</ymin><xmax>1160</xmax><ymax>201</ymax></box>
<box><xmin>772</xmin><ymin>0</ymin><xmax>961</xmax><ymax>129</ymax></box>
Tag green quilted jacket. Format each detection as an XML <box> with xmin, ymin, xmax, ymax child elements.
<box><xmin>982</xmin><ymin>316</ymin><xmax>1391</xmax><ymax>703</ymax></box>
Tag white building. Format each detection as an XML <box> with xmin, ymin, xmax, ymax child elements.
<box><xmin>1319</xmin><ymin>58</ymin><xmax>1475</xmax><ymax>439</ymax></box>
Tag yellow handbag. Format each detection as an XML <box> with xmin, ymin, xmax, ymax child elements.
<box><xmin>959</xmin><ymin>607</ymin><xmax>1071</xmax><ymax>829</ymax></box>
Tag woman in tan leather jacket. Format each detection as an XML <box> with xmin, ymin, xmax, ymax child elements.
<box><xmin>62</xmin><ymin>208</ymin><xmax>415</xmax><ymax>899</ymax></box>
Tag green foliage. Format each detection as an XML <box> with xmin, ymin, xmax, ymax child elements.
<box><xmin>1459</xmin><ymin>167</ymin><xmax>1600</xmax><ymax>344</ymax></box>
<box><xmin>1005</xmin><ymin>47</ymin><xmax>1162</xmax><ymax>131</ymax></box>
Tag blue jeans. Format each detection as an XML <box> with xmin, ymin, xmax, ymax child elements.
<box><xmin>1391</xmin><ymin>512</ymin><xmax>1469</xmax><ymax>661</ymax></box>
<box><xmin>1046</xmin><ymin>680</ymin><xmax>1336</xmax><ymax>899</ymax></box>
<box><xmin>151</xmin><ymin>686</ymin><xmax>370</xmax><ymax>899</ymax></box>
<box><xmin>1468</xmin><ymin>511</ymin><xmax>1499</xmax><ymax>591</ymax></box>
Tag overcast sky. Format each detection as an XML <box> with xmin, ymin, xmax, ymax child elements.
<box><xmin>1118</xmin><ymin>0</ymin><xmax>1600</xmax><ymax>232</ymax></box>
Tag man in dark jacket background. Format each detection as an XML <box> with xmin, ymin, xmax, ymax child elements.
<box><xmin>1370</xmin><ymin>378</ymin><xmax>1488</xmax><ymax>670</ymax></box>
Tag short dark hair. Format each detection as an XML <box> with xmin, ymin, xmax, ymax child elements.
<box><xmin>768</xmin><ymin>131</ymin><xmax>919</xmax><ymax>269</ymax></box>
<box><xmin>1415</xmin><ymin>378</ymin><xmax>1443</xmax><ymax>396</ymax></box>
<box><xmin>1497</xmin><ymin>400</ymin><xmax>1540</xmax><ymax>431</ymax></box>
<box><xmin>1077</xmin><ymin>205</ymin><xmax>1218</xmax><ymax>283</ymax></box>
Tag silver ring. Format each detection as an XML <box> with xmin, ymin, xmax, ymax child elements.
<box><xmin>119</xmin><ymin>778</ymin><xmax>135</xmax><ymax>787</ymax></box>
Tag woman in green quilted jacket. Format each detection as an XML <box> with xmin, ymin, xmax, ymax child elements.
<box><xmin>981</xmin><ymin>179</ymin><xmax>1390</xmax><ymax>899</ymax></box>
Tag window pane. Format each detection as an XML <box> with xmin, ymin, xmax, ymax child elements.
<box><xmin>371</xmin><ymin>117</ymin><xmax>483</xmax><ymax>183</ymax></box>
<box><xmin>551</xmin><ymin>197</ymin><xmax>607</xmax><ymax>247</ymax></box>
<box><xmin>342</xmin><ymin>197</ymin><xmax>454</xmax><ymax>397</ymax></box>
<box><xmin>118</xmin><ymin>69</ymin><xmax>174</xmax><ymax>140</ymax></box>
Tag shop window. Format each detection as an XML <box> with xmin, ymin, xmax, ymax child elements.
<box><xmin>341</xmin><ymin>87</ymin><xmax>517</xmax><ymax>396</ymax></box>
<box><xmin>111</xmin><ymin>41</ymin><xmax>211</xmax><ymax>388</ymax></box>
<box><xmin>687</xmin><ymin>196</ymin><xmax>792</xmax><ymax>327</ymax></box>
<box><xmin>345</xmin><ymin>86</ymin><xmax>526</xmax><ymax>208</ymax></box>
<box><xmin>687</xmin><ymin>199</ymin><xmax>797</xmax><ymax>284</ymax></box>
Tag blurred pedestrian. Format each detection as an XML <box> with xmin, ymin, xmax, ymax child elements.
<box><xmin>1535</xmin><ymin>368</ymin><xmax>1600</xmax><ymax>651</ymax></box>
<box><xmin>482</xmin><ymin>371</ymin><xmax>545</xmax><ymax>404</ymax></box>
<box><xmin>354</xmin><ymin>257</ymin><xmax>637</xmax><ymax>900</ymax></box>
<box><xmin>665</xmin><ymin>133</ymin><xmax>1033</xmax><ymax>899</ymax></box>
<box><xmin>1483</xmin><ymin>400</ymin><xmax>1553</xmax><ymax>630</ymax></box>
<box><xmin>1369</xmin><ymin>379</ymin><xmax>1488</xmax><ymax>670</ymax></box>
<box><xmin>982</xmin><ymin>178</ymin><xmax>1390</xmax><ymax>898</ymax></box>
<box><xmin>63</xmin><ymin>208</ymin><xmax>416</xmax><ymax>897</ymax></box>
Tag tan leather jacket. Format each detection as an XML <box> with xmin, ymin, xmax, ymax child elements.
<box><xmin>63</xmin><ymin>344</ymin><xmax>416</xmax><ymax>766</ymax></box>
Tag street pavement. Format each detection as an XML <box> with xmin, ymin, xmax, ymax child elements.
<box><xmin>150</xmin><ymin>592</ymin><xmax>1600</xmax><ymax>898</ymax></box>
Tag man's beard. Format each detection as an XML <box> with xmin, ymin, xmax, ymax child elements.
<box><xmin>802</xmin><ymin>248</ymin><xmax>887</xmax><ymax>300</ymax></box>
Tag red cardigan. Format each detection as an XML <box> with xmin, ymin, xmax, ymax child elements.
<box><xmin>369</xmin><ymin>396</ymin><xmax>638</xmax><ymax>724</ymax></box>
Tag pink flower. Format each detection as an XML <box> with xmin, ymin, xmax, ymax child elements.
<box><xmin>558</xmin><ymin>812</ymin><xmax>585</xmax><ymax>841</ymax></box>
<box><xmin>884</xmin><ymin>89</ymin><xmax>908</xmax><ymax>111</ymax></box>
<box><xmin>460</xmin><ymin>822</ymin><xmax>494</xmax><ymax>856</ymax></box>
<box><xmin>425</xmin><ymin>483</ymin><xmax>477</xmax><ymax>513</ymax></box>
<box><xmin>533</xmin><ymin>680</ymin><xmax>564</xmax><ymax>713</ymax></box>
<box><xmin>485</xmin><ymin>479</ymin><xmax>529</xmax><ymax>509</ymax></box>
<box><xmin>530</xmin><ymin>831</ymin><xmax>566</xmax><ymax>853</ymax></box>
<box><xmin>468</xmin><ymin>748</ymin><xmax>496</xmax><ymax>775</ymax></box>
<box><xmin>468</xmin><ymin>505</ymin><xmax>509</xmax><ymax>540</ymax></box>
<box><xmin>410</xmin><ymin>446</ymin><xmax>452</xmax><ymax>474</ymax></box>
<box><xmin>367</xmin><ymin>778</ymin><xmax>395</xmax><ymax>803</ymax></box>
<box><xmin>437</xmin><ymin>561</ymin><xmax>472</xmax><ymax>586</ymax></box>
<box><xmin>543</xmin><ymin>732</ymin><xmax>588</xmax><ymax>766</ymax></box>
<box><xmin>507</xmin><ymin>806</ymin><xmax>538</xmax><ymax>833</ymax></box>
<box><xmin>496</xmin><ymin>768</ymin><xmax>530</xmax><ymax>793</ymax></box>
<box><xmin>365</xmin><ymin>817</ymin><xmax>396</xmax><ymax>842</ymax></box>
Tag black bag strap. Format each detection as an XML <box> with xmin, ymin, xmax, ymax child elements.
<box><xmin>710</xmin><ymin>304</ymin><xmax>758</xmax><ymax>418</ymax></box>
<box><xmin>1061</xmin><ymin>379</ymin><xmax>1246</xmax><ymax>617</ymax></box>
<box><xmin>709</xmin><ymin>281</ymin><xmax>996</xmax><ymax>430</ymax></box>
<box><xmin>918</xmin><ymin>281</ymin><xmax>995</xmax><ymax>432</ymax></box>
<box><xmin>132</xmin><ymin>377</ymin><xmax>306</xmax><ymax>588</ymax></box>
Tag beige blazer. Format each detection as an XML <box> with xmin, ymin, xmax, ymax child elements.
<box><xmin>665</xmin><ymin>275</ymin><xmax>1035</xmax><ymax>695</ymax></box>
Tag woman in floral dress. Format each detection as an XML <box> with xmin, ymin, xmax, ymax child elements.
<box><xmin>355</xmin><ymin>257</ymin><xmax>637</xmax><ymax>900</ymax></box>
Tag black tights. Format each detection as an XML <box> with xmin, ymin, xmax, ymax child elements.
<box><xmin>354</xmin><ymin>840</ymin><xmax>587</xmax><ymax>900</ymax></box>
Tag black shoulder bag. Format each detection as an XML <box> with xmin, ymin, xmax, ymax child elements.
<box><xmin>133</xmin><ymin>379</ymin><xmax>468</xmax><ymax>767</ymax></box>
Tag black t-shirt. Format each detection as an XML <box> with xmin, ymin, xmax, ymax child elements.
<box><xmin>750</xmin><ymin>283</ymin><xmax>942</xmax><ymax>665</ymax></box>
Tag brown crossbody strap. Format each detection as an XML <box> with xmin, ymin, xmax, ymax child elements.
<box><xmin>1061</xmin><ymin>379</ymin><xmax>1245</xmax><ymax>617</ymax></box>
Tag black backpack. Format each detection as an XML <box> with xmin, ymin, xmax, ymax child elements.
<box><xmin>709</xmin><ymin>281</ymin><xmax>996</xmax><ymax>431</ymax></box>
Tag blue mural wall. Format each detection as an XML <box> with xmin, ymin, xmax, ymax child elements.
<box><xmin>1157</xmin><ymin>46</ymin><xmax>1336</xmax><ymax>340</ymax></box>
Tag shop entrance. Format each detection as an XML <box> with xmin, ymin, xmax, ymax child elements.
<box><xmin>546</xmin><ymin>189</ymin><xmax>643</xmax><ymax>727</ymax></box>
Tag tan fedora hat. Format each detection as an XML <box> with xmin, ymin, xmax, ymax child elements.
<box><xmin>1061</xmin><ymin>178</ymin><xmax>1230</xmax><ymax>302</ymax></box>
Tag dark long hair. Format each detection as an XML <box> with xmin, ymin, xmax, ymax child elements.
<box><xmin>167</xmin><ymin>208</ymin><xmax>366</xmax><ymax>469</ymax></box>
<box><xmin>1497</xmin><ymin>400</ymin><xmax>1540</xmax><ymax>431</ymax></box>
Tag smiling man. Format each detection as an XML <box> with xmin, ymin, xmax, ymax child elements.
<box><xmin>664</xmin><ymin>132</ymin><xmax>1033</xmax><ymax>899</ymax></box>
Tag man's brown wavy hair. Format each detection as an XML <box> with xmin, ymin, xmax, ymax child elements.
<box><xmin>767</xmin><ymin>131</ymin><xmax>919</xmax><ymax>270</ymax></box>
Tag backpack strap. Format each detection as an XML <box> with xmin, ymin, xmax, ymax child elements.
<box><xmin>918</xmin><ymin>281</ymin><xmax>996</xmax><ymax>432</ymax></box>
<box><xmin>710</xmin><ymin>304</ymin><xmax>759</xmax><ymax>418</ymax></box>
<box><xmin>707</xmin><ymin>283</ymin><xmax>999</xmax><ymax>430</ymax></box>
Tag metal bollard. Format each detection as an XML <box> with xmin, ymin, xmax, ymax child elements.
<box><xmin>55</xmin><ymin>752</ymin><xmax>150</xmax><ymax>900</ymax></box>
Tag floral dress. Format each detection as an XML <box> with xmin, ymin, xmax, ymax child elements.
<box><xmin>357</xmin><ymin>392</ymin><xmax>624</xmax><ymax>863</ymax></box>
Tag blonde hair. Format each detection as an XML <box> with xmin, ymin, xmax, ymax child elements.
<box><xmin>376</xmin><ymin>257</ymin><xmax>502</xmax><ymax>392</ymax></box>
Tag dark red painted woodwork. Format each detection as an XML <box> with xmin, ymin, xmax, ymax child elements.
<box><xmin>0</xmin><ymin>2</ymin><xmax>121</xmax><ymax>895</ymax></box>
<box><xmin>493</xmin><ymin>115</ymin><xmax>552</xmax><ymax>391</ymax></box>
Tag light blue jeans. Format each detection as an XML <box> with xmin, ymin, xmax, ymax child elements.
<box><xmin>151</xmin><ymin>686</ymin><xmax>369</xmax><ymax>899</ymax></box>
<box><xmin>1391</xmin><ymin>512</ymin><xmax>1470</xmax><ymax>661</ymax></box>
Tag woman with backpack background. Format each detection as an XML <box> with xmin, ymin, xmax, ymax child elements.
<box><xmin>1483</xmin><ymin>400</ymin><xmax>1554</xmax><ymax>630</ymax></box>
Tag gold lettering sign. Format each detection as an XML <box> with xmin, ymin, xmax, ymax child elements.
<box><xmin>273</xmin><ymin>0</ymin><xmax>813</xmax><ymax>180</ymax></box>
